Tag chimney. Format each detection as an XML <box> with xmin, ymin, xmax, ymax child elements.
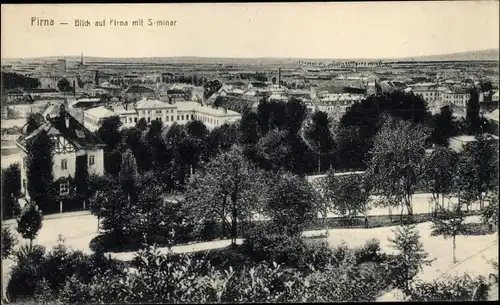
<box><xmin>95</xmin><ymin>71</ymin><xmax>99</xmax><ymax>86</ymax></box>
<box><xmin>224</xmin><ymin>107</ymin><xmax>227</xmax><ymax>114</ymax></box>
<box><xmin>81</xmin><ymin>52</ymin><xmax>84</xmax><ymax>65</ymax></box>
<box><xmin>65</xmin><ymin>115</ymin><xmax>70</xmax><ymax>129</ymax></box>
<box><xmin>278</xmin><ymin>67</ymin><xmax>281</xmax><ymax>88</ymax></box>
<box><xmin>72</xmin><ymin>80</ymin><xmax>76</xmax><ymax>95</ymax></box>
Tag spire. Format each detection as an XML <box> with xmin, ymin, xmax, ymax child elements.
<box><xmin>81</xmin><ymin>52</ymin><xmax>83</xmax><ymax>65</ymax></box>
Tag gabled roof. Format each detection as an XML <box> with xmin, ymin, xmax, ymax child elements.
<box><xmin>18</xmin><ymin>108</ymin><xmax>104</xmax><ymax>150</ymax></box>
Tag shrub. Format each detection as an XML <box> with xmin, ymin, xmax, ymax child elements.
<box><xmin>408</xmin><ymin>274</ymin><xmax>489</xmax><ymax>301</ymax></box>
<box><xmin>354</xmin><ymin>238</ymin><xmax>385</xmax><ymax>264</ymax></box>
<box><xmin>1</xmin><ymin>226</ymin><xmax>17</xmax><ymax>259</ymax></box>
<box><xmin>8</xmin><ymin>244</ymin><xmax>47</xmax><ymax>301</ymax></box>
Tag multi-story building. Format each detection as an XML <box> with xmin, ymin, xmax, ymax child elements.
<box><xmin>108</xmin><ymin>98</ymin><xmax>242</xmax><ymax>130</ymax></box>
<box><xmin>16</xmin><ymin>105</ymin><xmax>105</xmax><ymax>201</ymax></box>
<box><xmin>83</xmin><ymin>106</ymin><xmax>118</xmax><ymax>132</ymax></box>
<box><xmin>122</xmin><ymin>84</ymin><xmax>156</xmax><ymax>102</ymax></box>
<box><xmin>316</xmin><ymin>93</ymin><xmax>365</xmax><ymax>118</ymax></box>
<box><xmin>442</xmin><ymin>89</ymin><xmax>471</xmax><ymax>109</ymax></box>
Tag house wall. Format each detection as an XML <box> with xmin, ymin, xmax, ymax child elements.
<box><xmin>87</xmin><ymin>148</ymin><xmax>105</xmax><ymax>176</ymax></box>
<box><xmin>53</xmin><ymin>151</ymin><xmax>77</xmax><ymax>180</ymax></box>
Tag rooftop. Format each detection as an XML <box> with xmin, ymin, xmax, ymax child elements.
<box><xmin>84</xmin><ymin>106</ymin><xmax>117</xmax><ymax>119</ymax></box>
<box><xmin>18</xmin><ymin>107</ymin><xmax>104</xmax><ymax>150</ymax></box>
<box><xmin>136</xmin><ymin>98</ymin><xmax>174</xmax><ymax>109</ymax></box>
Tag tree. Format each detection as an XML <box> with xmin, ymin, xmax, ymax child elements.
<box><xmin>119</xmin><ymin>149</ymin><xmax>139</xmax><ymax>203</ymax></box>
<box><xmin>57</xmin><ymin>78</ymin><xmax>73</xmax><ymax>92</ymax></box>
<box><xmin>206</xmin><ymin>123</ymin><xmax>238</xmax><ymax>159</ymax></box>
<box><xmin>460</xmin><ymin>135</ymin><xmax>499</xmax><ymax>209</ymax></box>
<box><xmin>431</xmin><ymin>106</ymin><xmax>457</xmax><ymax>146</ymax></box>
<box><xmin>323</xmin><ymin>172</ymin><xmax>370</xmax><ymax>226</ymax></box>
<box><xmin>88</xmin><ymin>174</ymin><xmax>119</xmax><ymax>233</ymax></box>
<box><xmin>123</xmin><ymin>127</ymin><xmax>152</xmax><ymax>172</ymax></box>
<box><xmin>1</xmin><ymin>163</ymin><xmax>22</xmax><ymax>219</ymax></box>
<box><xmin>265</xmin><ymin>172</ymin><xmax>320</xmax><ymax>236</ymax></box>
<box><xmin>388</xmin><ymin>224</ymin><xmax>434</xmax><ymax>294</ymax></box>
<box><xmin>184</xmin><ymin>145</ymin><xmax>265</xmax><ymax>245</ymax></box>
<box><xmin>366</xmin><ymin>118</ymin><xmax>429</xmax><ymax>220</ymax></box>
<box><xmin>96</xmin><ymin>116</ymin><xmax>123</xmax><ymax>176</ymax></box>
<box><xmin>304</xmin><ymin>111</ymin><xmax>336</xmax><ymax>173</ymax></box>
<box><xmin>26</xmin><ymin>130</ymin><xmax>56</xmax><ymax>213</ymax></box>
<box><xmin>1</xmin><ymin>227</ymin><xmax>17</xmax><ymax>259</ymax></box>
<box><xmin>17</xmin><ymin>201</ymin><xmax>43</xmax><ymax>250</ymax></box>
<box><xmin>466</xmin><ymin>89</ymin><xmax>480</xmax><ymax>135</ymax></box>
<box><xmin>25</xmin><ymin>113</ymin><xmax>44</xmax><ymax>135</ymax></box>
<box><xmin>431</xmin><ymin>207</ymin><xmax>468</xmax><ymax>263</ymax></box>
<box><xmin>423</xmin><ymin>147</ymin><xmax>459</xmax><ymax>214</ymax></box>
<box><xmin>238</xmin><ymin>111</ymin><xmax>259</xmax><ymax>147</ymax></box>
<box><xmin>136</xmin><ymin>118</ymin><xmax>148</xmax><ymax>131</ymax></box>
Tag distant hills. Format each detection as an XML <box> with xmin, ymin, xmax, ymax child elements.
<box><xmin>398</xmin><ymin>48</ymin><xmax>499</xmax><ymax>62</ymax></box>
<box><xmin>2</xmin><ymin>48</ymin><xmax>499</xmax><ymax>65</ymax></box>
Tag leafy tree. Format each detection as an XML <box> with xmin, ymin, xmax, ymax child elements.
<box><xmin>123</xmin><ymin>127</ymin><xmax>152</xmax><ymax>172</ymax></box>
<box><xmin>257</xmin><ymin>98</ymin><xmax>272</xmax><ymax>135</ymax></box>
<box><xmin>88</xmin><ymin>174</ymin><xmax>120</xmax><ymax>233</ymax></box>
<box><xmin>1</xmin><ymin>227</ymin><xmax>17</xmax><ymax>259</ymax></box>
<box><xmin>96</xmin><ymin>116</ymin><xmax>123</xmax><ymax>176</ymax></box>
<box><xmin>304</xmin><ymin>111</ymin><xmax>336</xmax><ymax>173</ymax></box>
<box><xmin>119</xmin><ymin>149</ymin><xmax>139</xmax><ymax>203</ymax></box>
<box><xmin>265</xmin><ymin>172</ymin><xmax>320</xmax><ymax>236</ymax></box>
<box><xmin>136</xmin><ymin>118</ymin><xmax>148</xmax><ymax>131</ymax></box>
<box><xmin>423</xmin><ymin>147</ymin><xmax>459</xmax><ymax>214</ymax></box>
<box><xmin>431</xmin><ymin>106</ymin><xmax>457</xmax><ymax>146</ymax></box>
<box><xmin>285</xmin><ymin>98</ymin><xmax>307</xmax><ymax>135</ymax></box>
<box><xmin>367</xmin><ymin>118</ymin><xmax>429</xmax><ymax>220</ymax></box>
<box><xmin>255</xmin><ymin>129</ymin><xmax>291</xmax><ymax>171</ymax></box>
<box><xmin>17</xmin><ymin>201</ymin><xmax>43</xmax><ymax>250</ymax></box>
<box><xmin>25</xmin><ymin>113</ymin><xmax>44</xmax><ymax>135</ymax></box>
<box><xmin>57</xmin><ymin>78</ymin><xmax>73</xmax><ymax>92</ymax></box>
<box><xmin>1</xmin><ymin>72</ymin><xmax>41</xmax><ymax>90</ymax></box>
<box><xmin>206</xmin><ymin>123</ymin><xmax>238</xmax><ymax>159</ymax></box>
<box><xmin>1</xmin><ymin>163</ymin><xmax>22</xmax><ymax>219</ymax></box>
<box><xmin>184</xmin><ymin>145</ymin><xmax>265</xmax><ymax>244</ymax></box>
<box><xmin>238</xmin><ymin>111</ymin><xmax>259</xmax><ymax>146</ymax></box>
<box><xmin>431</xmin><ymin>207</ymin><xmax>468</xmax><ymax>263</ymax></box>
<box><xmin>388</xmin><ymin>224</ymin><xmax>434</xmax><ymax>294</ymax></box>
<box><xmin>466</xmin><ymin>89</ymin><xmax>481</xmax><ymax>135</ymax></box>
<box><xmin>461</xmin><ymin>135</ymin><xmax>499</xmax><ymax>209</ymax></box>
<box><xmin>323</xmin><ymin>172</ymin><xmax>370</xmax><ymax>226</ymax></box>
<box><xmin>26</xmin><ymin>130</ymin><xmax>56</xmax><ymax>213</ymax></box>
<box><xmin>146</xmin><ymin>120</ymin><xmax>171</xmax><ymax>168</ymax></box>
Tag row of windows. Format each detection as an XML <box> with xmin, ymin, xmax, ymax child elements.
<box><xmin>141</xmin><ymin>109</ymin><xmax>175</xmax><ymax>115</ymax></box>
<box><xmin>60</xmin><ymin>155</ymin><xmax>95</xmax><ymax>170</ymax></box>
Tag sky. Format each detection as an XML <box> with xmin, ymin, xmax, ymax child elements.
<box><xmin>1</xmin><ymin>2</ymin><xmax>499</xmax><ymax>59</ymax></box>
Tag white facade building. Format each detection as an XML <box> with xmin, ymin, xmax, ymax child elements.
<box><xmin>111</xmin><ymin>98</ymin><xmax>242</xmax><ymax>130</ymax></box>
<box><xmin>83</xmin><ymin>106</ymin><xmax>117</xmax><ymax>132</ymax></box>
<box><xmin>17</xmin><ymin>107</ymin><xmax>105</xmax><ymax>200</ymax></box>
<box><xmin>316</xmin><ymin>93</ymin><xmax>365</xmax><ymax>118</ymax></box>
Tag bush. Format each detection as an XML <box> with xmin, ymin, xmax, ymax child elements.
<box><xmin>353</xmin><ymin>238</ymin><xmax>385</xmax><ymax>264</ymax></box>
<box><xmin>8</xmin><ymin>244</ymin><xmax>47</xmax><ymax>301</ymax></box>
<box><xmin>408</xmin><ymin>274</ymin><xmax>489</xmax><ymax>301</ymax></box>
<box><xmin>1</xmin><ymin>226</ymin><xmax>17</xmax><ymax>259</ymax></box>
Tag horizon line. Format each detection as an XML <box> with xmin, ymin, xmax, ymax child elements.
<box><xmin>2</xmin><ymin>48</ymin><xmax>499</xmax><ymax>62</ymax></box>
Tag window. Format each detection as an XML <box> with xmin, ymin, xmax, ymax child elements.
<box><xmin>156</xmin><ymin>110</ymin><xmax>162</xmax><ymax>114</ymax></box>
<box><xmin>171</xmin><ymin>116</ymin><xmax>174</xmax><ymax>121</ymax></box>
<box><xmin>159</xmin><ymin>117</ymin><xmax>162</xmax><ymax>121</ymax></box>
<box><xmin>60</xmin><ymin>181</ymin><xmax>69</xmax><ymax>196</ymax></box>
<box><xmin>147</xmin><ymin>110</ymin><xmax>151</xmax><ymax>114</ymax></box>
<box><xmin>166</xmin><ymin>116</ymin><xmax>169</xmax><ymax>122</ymax></box>
<box><xmin>191</xmin><ymin>114</ymin><xmax>194</xmax><ymax>120</ymax></box>
<box><xmin>181</xmin><ymin>115</ymin><xmax>184</xmax><ymax>120</ymax></box>
<box><xmin>147</xmin><ymin>117</ymin><xmax>151</xmax><ymax>122</ymax></box>
<box><xmin>177</xmin><ymin>115</ymin><xmax>179</xmax><ymax>120</ymax></box>
<box><xmin>129</xmin><ymin>117</ymin><xmax>132</xmax><ymax>123</ymax></box>
<box><xmin>142</xmin><ymin>110</ymin><xmax>146</xmax><ymax>114</ymax></box>
<box><xmin>134</xmin><ymin>117</ymin><xmax>138</xmax><ymax>123</ymax></box>
<box><xmin>61</xmin><ymin>159</ymin><xmax>67</xmax><ymax>170</ymax></box>
<box><xmin>89</xmin><ymin>155</ymin><xmax>95</xmax><ymax>166</ymax></box>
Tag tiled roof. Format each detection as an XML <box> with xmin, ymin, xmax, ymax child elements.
<box><xmin>84</xmin><ymin>106</ymin><xmax>116</xmax><ymax>119</ymax></box>
<box><xmin>18</xmin><ymin>108</ymin><xmax>104</xmax><ymax>150</ymax></box>
<box><xmin>123</xmin><ymin>85</ymin><xmax>155</xmax><ymax>94</ymax></box>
